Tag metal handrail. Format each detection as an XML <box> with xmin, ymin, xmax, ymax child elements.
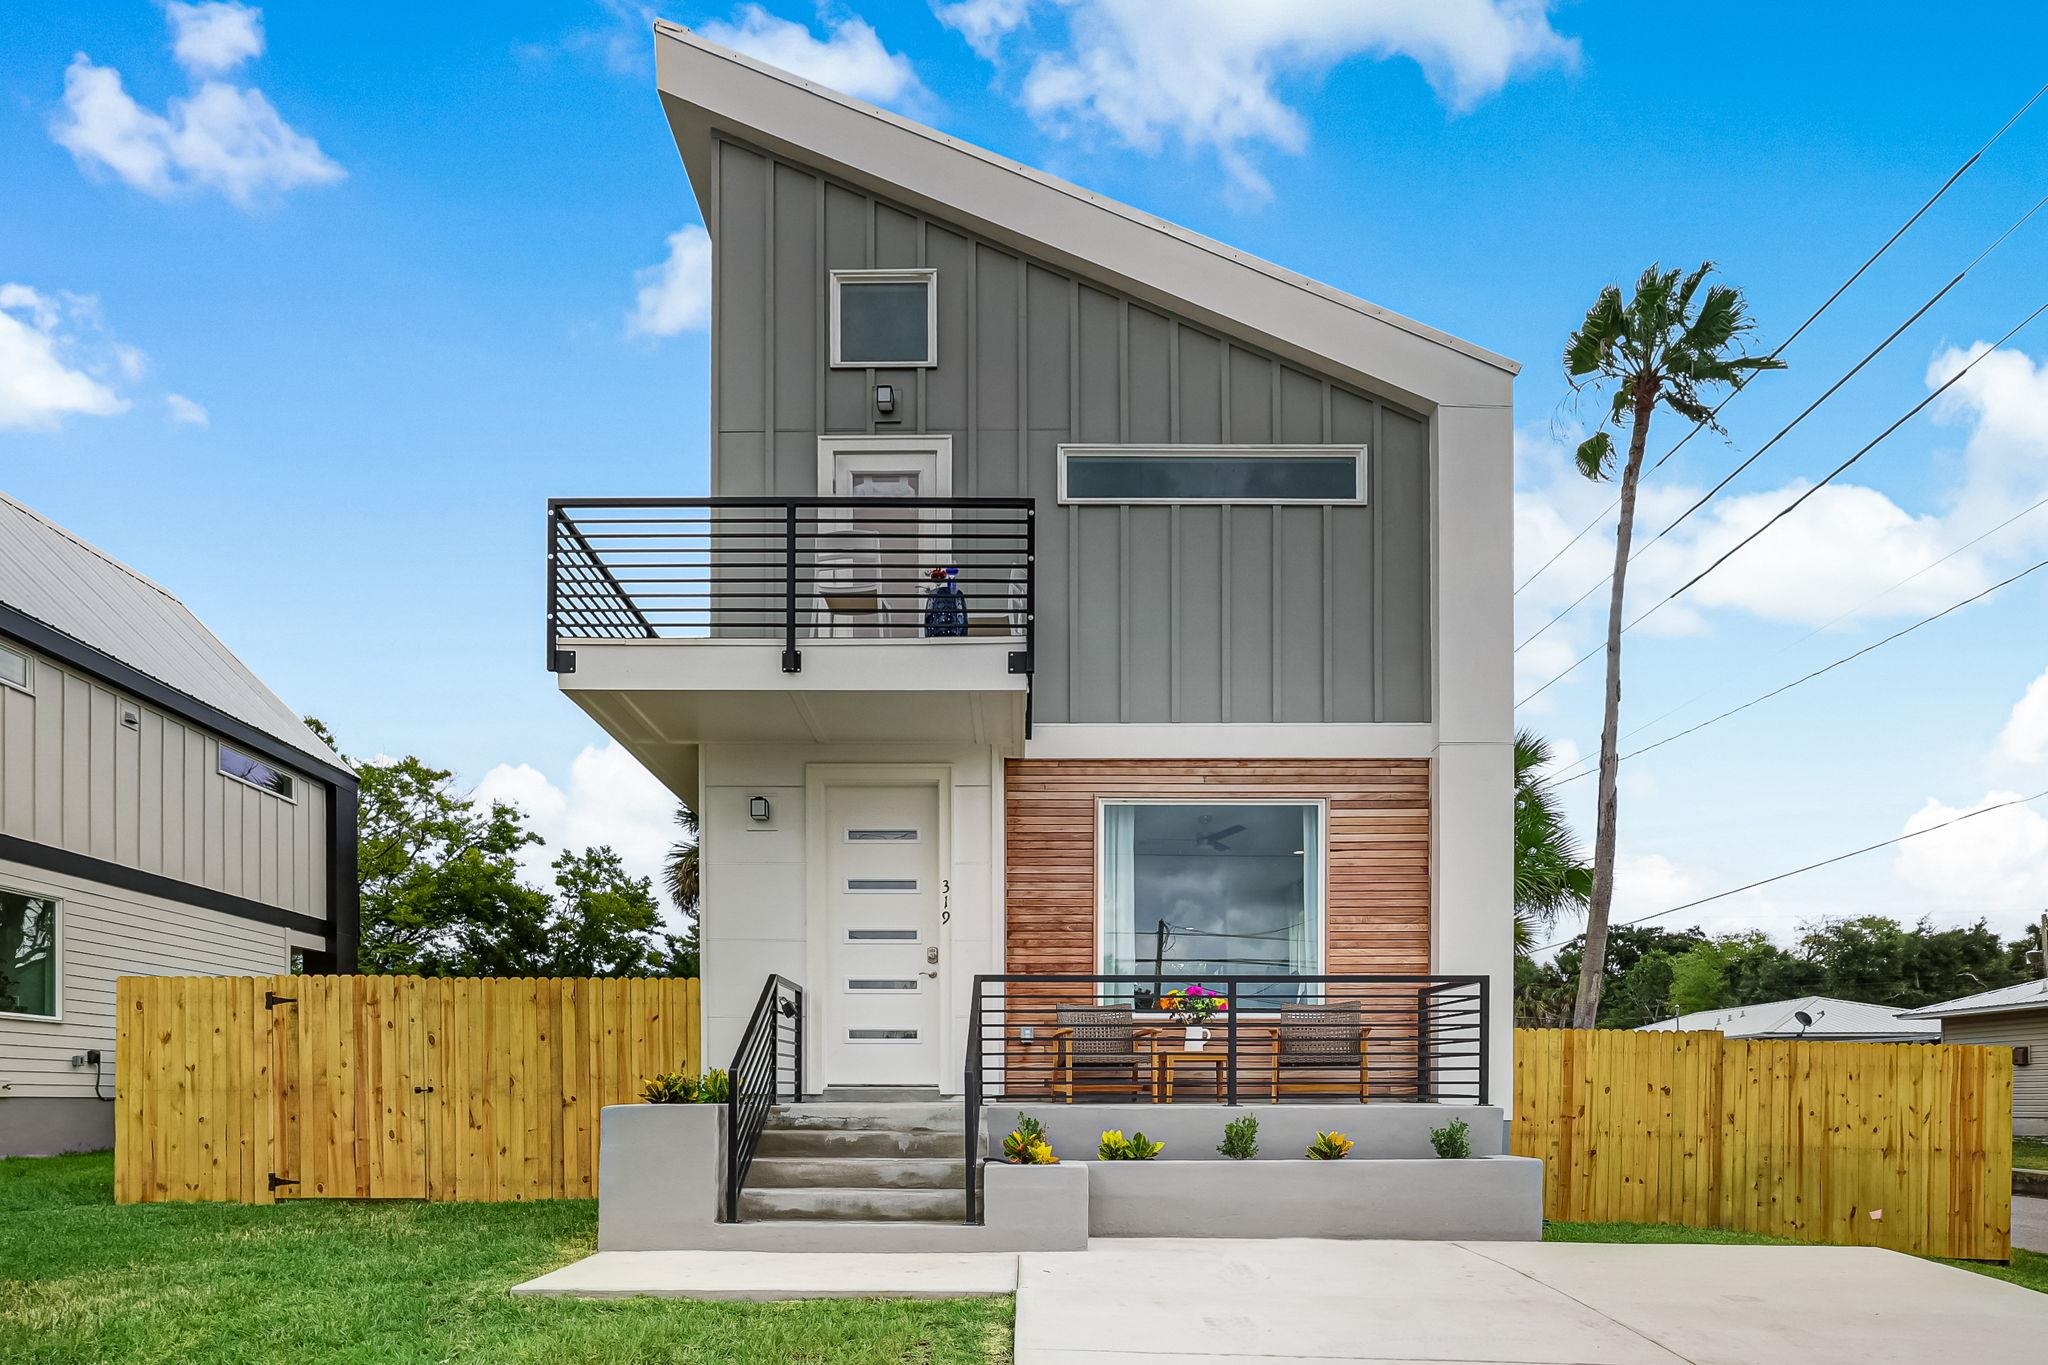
<box><xmin>722</xmin><ymin>973</ymin><xmax>803</xmax><ymax>1223</ymax></box>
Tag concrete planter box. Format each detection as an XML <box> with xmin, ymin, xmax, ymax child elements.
<box><xmin>984</xmin><ymin>1103</ymin><xmax>1507</xmax><ymax>1163</ymax></box>
<box><xmin>599</xmin><ymin>1103</ymin><xmax>727</xmax><ymax>1251</ymax></box>
<box><xmin>1083</xmin><ymin>1155</ymin><xmax>1543</xmax><ymax>1240</ymax></box>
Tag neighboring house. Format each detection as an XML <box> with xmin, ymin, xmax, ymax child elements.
<box><xmin>548</xmin><ymin>23</ymin><xmax>1514</xmax><ymax>1105</ymax></box>
<box><xmin>0</xmin><ymin>493</ymin><xmax>358</xmax><ymax>1157</ymax></box>
<box><xmin>1903</xmin><ymin>979</ymin><xmax>2048</xmax><ymax>1136</ymax></box>
<box><xmin>1639</xmin><ymin>995</ymin><xmax>1939</xmax><ymax>1043</ymax></box>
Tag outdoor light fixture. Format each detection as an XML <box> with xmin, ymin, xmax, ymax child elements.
<box><xmin>748</xmin><ymin>795</ymin><xmax>772</xmax><ymax>823</ymax></box>
<box><xmin>874</xmin><ymin>383</ymin><xmax>896</xmax><ymax>414</ymax></box>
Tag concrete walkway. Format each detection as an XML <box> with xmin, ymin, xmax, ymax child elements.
<box><xmin>2014</xmin><ymin>1194</ymin><xmax>2048</xmax><ymax>1255</ymax></box>
<box><xmin>1013</xmin><ymin>1239</ymin><xmax>2048</xmax><ymax>1365</ymax></box>
<box><xmin>513</xmin><ymin>1249</ymin><xmax>1017</xmax><ymax>1300</ymax></box>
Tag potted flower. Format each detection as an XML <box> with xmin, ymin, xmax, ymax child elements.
<box><xmin>1159</xmin><ymin>983</ymin><xmax>1227</xmax><ymax>1050</ymax></box>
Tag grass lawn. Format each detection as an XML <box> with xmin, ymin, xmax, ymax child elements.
<box><xmin>0</xmin><ymin>1152</ymin><xmax>1011</xmax><ymax>1365</ymax></box>
<box><xmin>1546</xmin><ymin>1218</ymin><xmax>2048</xmax><ymax>1296</ymax></box>
<box><xmin>2016</xmin><ymin>1136</ymin><xmax>2048</xmax><ymax>1171</ymax></box>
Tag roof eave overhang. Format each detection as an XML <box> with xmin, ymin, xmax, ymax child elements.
<box><xmin>654</xmin><ymin>22</ymin><xmax>1518</xmax><ymax>414</ymax></box>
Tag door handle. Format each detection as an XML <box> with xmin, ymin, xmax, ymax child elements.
<box><xmin>921</xmin><ymin>970</ymin><xmax>939</xmax><ymax>979</ymax></box>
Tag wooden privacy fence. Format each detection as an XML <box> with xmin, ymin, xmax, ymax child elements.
<box><xmin>1511</xmin><ymin>1027</ymin><xmax>2013</xmax><ymax>1261</ymax></box>
<box><xmin>115</xmin><ymin>974</ymin><xmax>700</xmax><ymax>1205</ymax></box>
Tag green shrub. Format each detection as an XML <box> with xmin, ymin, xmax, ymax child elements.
<box><xmin>1098</xmin><ymin>1129</ymin><xmax>1164</xmax><ymax>1160</ymax></box>
<box><xmin>1003</xmin><ymin>1113</ymin><xmax>1058</xmax><ymax>1164</ymax></box>
<box><xmin>1429</xmin><ymin>1117</ymin><xmax>1473</xmax><ymax>1159</ymax></box>
<box><xmin>1305</xmin><ymin>1130</ymin><xmax>1354</xmax><ymax>1160</ymax></box>
<box><xmin>640</xmin><ymin>1071</ymin><xmax>697</xmax><ymax>1104</ymax></box>
<box><xmin>1217</xmin><ymin>1113</ymin><xmax>1260</xmax><ymax>1160</ymax></box>
<box><xmin>696</xmin><ymin>1068</ymin><xmax>731</xmax><ymax>1104</ymax></box>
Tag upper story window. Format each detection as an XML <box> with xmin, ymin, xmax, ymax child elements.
<box><xmin>219</xmin><ymin>743</ymin><xmax>297</xmax><ymax>802</ymax></box>
<box><xmin>0</xmin><ymin>642</ymin><xmax>28</xmax><ymax>692</ymax></box>
<box><xmin>0</xmin><ymin>888</ymin><xmax>58</xmax><ymax>1020</ymax></box>
<box><xmin>1058</xmin><ymin>445</ymin><xmax>1367</xmax><ymax>505</ymax></box>
<box><xmin>831</xmin><ymin>269</ymin><xmax>937</xmax><ymax>368</ymax></box>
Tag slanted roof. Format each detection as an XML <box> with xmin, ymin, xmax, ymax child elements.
<box><xmin>653</xmin><ymin>22</ymin><xmax>1517</xmax><ymax>413</ymax></box>
<box><xmin>1639</xmin><ymin>995</ymin><xmax>1939</xmax><ymax>1042</ymax></box>
<box><xmin>1901</xmin><ymin>977</ymin><xmax>2048</xmax><ymax>1022</ymax></box>
<box><xmin>0</xmin><ymin>492</ymin><xmax>343</xmax><ymax>771</ymax></box>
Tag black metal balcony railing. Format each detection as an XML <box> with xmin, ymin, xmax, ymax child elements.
<box><xmin>962</xmin><ymin>972</ymin><xmax>1489</xmax><ymax>1221</ymax></box>
<box><xmin>546</xmin><ymin>496</ymin><xmax>1036</xmax><ymax>681</ymax></box>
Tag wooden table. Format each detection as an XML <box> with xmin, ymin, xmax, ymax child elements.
<box><xmin>1150</xmin><ymin>1048</ymin><xmax>1228</xmax><ymax>1101</ymax></box>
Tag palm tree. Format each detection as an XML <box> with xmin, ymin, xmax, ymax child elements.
<box><xmin>662</xmin><ymin>804</ymin><xmax>699</xmax><ymax>915</ymax></box>
<box><xmin>1514</xmin><ymin>731</ymin><xmax>1591</xmax><ymax>954</ymax></box>
<box><xmin>1564</xmin><ymin>264</ymin><xmax>1781</xmax><ymax>1027</ymax></box>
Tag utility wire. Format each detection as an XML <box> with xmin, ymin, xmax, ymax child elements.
<box><xmin>1529</xmin><ymin>787</ymin><xmax>2048</xmax><ymax>952</ymax></box>
<box><xmin>1514</xmin><ymin>193</ymin><xmax>2048</xmax><ymax>655</ymax></box>
<box><xmin>1513</xmin><ymin>80</ymin><xmax>2048</xmax><ymax>600</ymax></box>
<box><xmin>1516</xmin><ymin>299</ymin><xmax>2048</xmax><ymax>707</ymax></box>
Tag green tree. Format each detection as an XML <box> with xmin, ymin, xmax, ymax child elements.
<box><xmin>1513</xmin><ymin>730</ymin><xmax>1592</xmax><ymax>953</ymax></box>
<box><xmin>1564</xmin><ymin>265</ymin><xmax>1783</xmax><ymax>1027</ymax></box>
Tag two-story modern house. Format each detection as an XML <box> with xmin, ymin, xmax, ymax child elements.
<box><xmin>0</xmin><ymin>492</ymin><xmax>358</xmax><ymax>1156</ymax></box>
<box><xmin>548</xmin><ymin>23</ymin><xmax>1514</xmax><ymax>1122</ymax></box>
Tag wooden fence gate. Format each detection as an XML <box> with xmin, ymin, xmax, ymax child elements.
<box><xmin>1511</xmin><ymin>1027</ymin><xmax>2013</xmax><ymax>1261</ymax></box>
<box><xmin>115</xmin><ymin>974</ymin><xmax>700</xmax><ymax>1205</ymax></box>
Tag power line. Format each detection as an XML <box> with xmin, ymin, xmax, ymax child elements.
<box><xmin>1540</xmin><ymin>489</ymin><xmax>2048</xmax><ymax>787</ymax></box>
<box><xmin>1513</xmin><ymin>79</ymin><xmax>2048</xmax><ymax>600</ymax></box>
<box><xmin>1529</xmin><ymin>787</ymin><xmax>2048</xmax><ymax>952</ymax></box>
<box><xmin>1513</xmin><ymin>193</ymin><xmax>2048</xmax><ymax>656</ymax></box>
<box><xmin>1515</xmin><ymin>299</ymin><xmax>2048</xmax><ymax>707</ymax></box>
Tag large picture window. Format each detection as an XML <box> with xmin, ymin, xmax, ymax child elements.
<box><xmin>0</xmin><ymin>889</ymin><xmax>58</xmax><ymax>1020</ymax></box>
<box><xmin>1099</xmin><ymin>801</ymin><xmax>1323</xmax><ymax>1004</ymax></box>
<box><xmin>1059</xmin><ymin>445</ymin><xmax>1366</xmax><ymax>504</ymax></box>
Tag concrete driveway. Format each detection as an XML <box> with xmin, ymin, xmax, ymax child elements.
<box><xmin>2014</xmin><ymin>1194</ymin><xmax>2048</xmax><ymax>1255</ymax></box>
<box><xmin>1013</xmin><ymin>1239</ymin><xmax>2048</xmax><ymax>1365</ymax></box>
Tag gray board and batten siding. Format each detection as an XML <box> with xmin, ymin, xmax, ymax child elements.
<box><xmin>707</xmin><ymin>137</ymin><xmax>1431</xmax><ymax>726</ymax></box>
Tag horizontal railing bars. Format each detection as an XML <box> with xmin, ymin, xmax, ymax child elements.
<box><xmin>552</xmin><ymin>495</ymin><xmax>1034</xmax><ymax>509</ymax></box>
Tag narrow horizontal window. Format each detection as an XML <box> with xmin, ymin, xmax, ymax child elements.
<box><xmin>831</xmin><ymin>269</ymin><xmax>937</xmax><ymax>368</ymax></box>
<box><xmin>0</xmin><ymin>643</ymin><xmax>27</xmax><ymax>692</ymax></box>
<box><xmin>846</xmin><ymin>878</ymin><xmax>918</xmax><ymax>893</ymax></box>
<box><xmin>219</xmin><ymin>744</ymin><xmax>296</xmax><ymax>801</ymax></box>
<box><xmin>848</xmin><ymin>1028</ymin><xmax>918</xmax><ymax>1041</ymax></box>
<box><xmin>846</xmin><ymin>828</ymin><xmax>919</xmax><ymax>843</ymax></box>
<box><xmin>847</xmin><ymin>928</ymin><xmax>919</xmax><ymax>942</ymax></box>
<box><xmin>0</xmin><ymin>888</ymin><xmax>58</xmax><ymax>1020</ymax></box>
<box><xmin>1058</xmin><ymin>445</ymin><xmax>1366</xmax><ymax>504</ymax></box>
<box><xmin>848</xmin><ymin>979</ymin><xmax>919</xmax><ymax>991</ymax></box>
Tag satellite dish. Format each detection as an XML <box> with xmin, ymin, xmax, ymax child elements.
<box><xmin>1793</xmin><ymin>1010</ymin><xmax>1815</xmax><ymax>1029</ymax></box>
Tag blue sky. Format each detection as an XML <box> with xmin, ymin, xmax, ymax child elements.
<box><xmin>5</xmin><ymin>1</ymin><xmax>2048</xmax><ymax>944</ymax></box>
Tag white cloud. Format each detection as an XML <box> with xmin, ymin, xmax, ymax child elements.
<box><xmin>627</xmin><ymin>224</ymin><xmax>713</xmax><ymax>338</ymax></box>
<box><xmin>472</xmin><ymin>742</ymin><xmax>686</xmax><ymax>921</ymax></box>
<box><xmin>165</xmin><ymin>392</ymin><xmax>209</xmax><ymax>425</ymax></box>
<box><xmin>1994</xmin><ymin>666</ymin><xmax>2048</xmax><ymax>772</ymax></box>
<box><xmin>49</xmin><ymin>6</ymin><xmax>343</xmax><ymax>208</ymax></box>
<box><xmin>700</xmin><ymin>5</ymin><xmax>924</xmax><ymax>106</ymax></box>
<box><xmin>1894</xmin><ymin>790</ymin><xmax>2048</xmax><ymax>916</ymax></box>
<box><xmin>167</xmin><ymin>1</ymin><xmax>264</xmax><ymax>76</ymax></box>
<box><xmin>939</xmin><ymin>0</ymin><xmax>1575</xmax><ymax>199</ymax></box>
<box><xmin>0</xmin><ymin>284</ymin><xmax>133</xmax><ymax>431</ymax></box>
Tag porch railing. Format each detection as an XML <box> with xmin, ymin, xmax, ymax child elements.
<box><xmin>545</xmin><ymin>496</ymin><xmax>1036</xmax><ymax>680</ymax></box>
<box><xmin>962</xmin><ymin>972</ymin><xmax>1489</xmax><ymax>1221</ymax></box>
<box><xmin>722</xmin><ymin>974</ymin><xmax>803</xmax><ymax>1223</ymax></box>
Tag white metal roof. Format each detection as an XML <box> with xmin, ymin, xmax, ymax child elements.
<box><xmin>653</xmin><ymin>21</ymin><xmax>1518</xmax><ymax>413</ymax></box>
<box><xmin>1639</xmin><ymin>995</ymin><xmax>1939</xmax><ymax>1041</ymax></box>
<box><xmin>0</xmin><ymin>492</ymin><xmax>342</xmax><ymax>769</ymax></box>
<box><xmin>1901</xmin><ymin>977</ymin><xmax>2048</xmax><ymax>1021</ymax></box>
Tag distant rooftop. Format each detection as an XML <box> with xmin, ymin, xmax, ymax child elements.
<box><xmin>1901</xmin><ymin>977</ymin><xmax>2048</xmax><ymax>1021</ymax></box>
<box><xmin>0</xmin><ymin>492</ymin><xmax>342</xmax><ymax>770</ymax></box>
<box><xmin>1639</xmin><ymin>995</ymin><xmax>1938</xmax><ymax>1042</ymax></box>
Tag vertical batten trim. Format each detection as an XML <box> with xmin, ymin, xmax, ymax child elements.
<box><xmin>1220</xmin><ymin>505</ymin><xmax>1232</xmax><ymax>721</ymax></box>
<box><xmin>1167</xmin><ymin>323</ymin><xmax>1181</xmax><ymax>443</ymax></box>
<box><xmin>709</xmin><ymin>139</ymin><xmax>722</xmax><ymax>487</ymax></box>
<box><xmin>1270</xmin><ymin>504</ymin><xmax>1283</xmax><ymax>721</ymax></box>
<box><xmin>1118</xmin><ymin>505</ymin><xmax>1131</xmax><ymax>723</ymax></box>
<box><xmin>1169</xmin><ymin>504</ymin><xmax>1182</xmax><ymax>723</ymax></box>
<box><xmin>1371</xmin><ymin>400</ymin><xmax>1386</xmax><ymax>722</ymax></box>
<box><xmin>1067</xmin><ymin>276</ymin><xmax>1082</xmax><ymax>721</ymax></box>
<box><xmin>915</xmin><ymin>216</ymin><xmax>928</xmax><ymax>432</ymax></box>
<box><xmin>1321</xmin><ymin>503</ymin><xmax>1335</xmax><ymax>722</ymax></box>
<box><xmin>762</xmin><ymin>157</ymin><xmax>775</xmax><ymax>484</ymax></box>
<box><xmin>965</xmin><ymin>239</ymin><xmax>978</xmax><ymax>495</ymax></box>
<box><xmin>812</xmin><ymin>165</ymin><xmax>826</xmax><ymax>464</ymax></box>
<box><xmin>864</xmin><ymin>195</ymin><xmax>877</xmax><ymax>435</ymax></box>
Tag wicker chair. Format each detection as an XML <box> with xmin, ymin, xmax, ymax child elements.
<box><xmin>1048</xmin><ymin>1004</ymin><xmax>1162</xmax><ymax>1101</ymax></box>
<box><xmin>1266</xmin><ymin>1003</ymin><xmax>1372</xmax><ymax>1102</ymax></box>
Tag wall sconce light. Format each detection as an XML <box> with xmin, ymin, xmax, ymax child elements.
<box><xmin>748</xmin><ymin>795</ymin><xmax>772</xmax><ymax>823</ymax></box>
<box><xmin>2016</xmin><ymin>1045</ymin><xmax>2032</xmax><ymax>1068</ymax></box>
<box><xmin>873</xmin><ymin>383</ymin><xmax>896</xmax><ymax>415</ymax></box>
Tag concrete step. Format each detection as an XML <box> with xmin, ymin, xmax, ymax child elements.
<box><xmin>766</xmin><ymin>1103</ymin><xmax>962</xmax><ymax>1132</ymax></box>
<box><xmin>748</xmin><ymin>1156</ymin><xmax>966</xmax><ymax>1190</ymax></box>
<box><xmin>817</xmin><ymin>1086</ymin><xmax>946</xmax><ymax>1104</ymax></box>
<box><xmin>754</xmin><ymin>1125</ymin><xmax>967</xmax><ymax>1159</ymax></box>
<box><xmin>738</xmin><ymin>1186</ymin><xmax>967</xmax><ymax>1223</ymax></box>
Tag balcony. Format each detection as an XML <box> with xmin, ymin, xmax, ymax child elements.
<box><xmin>545</xmin><ymin>497</ymin><xmax>1036</xmax><ymax>781</ymax></box>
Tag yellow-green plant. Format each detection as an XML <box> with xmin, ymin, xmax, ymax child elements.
<box><xmin>696</xmin><ymin>1068</ymin><xmax>731</xmax><ymax>1104</ymax></box>
<box><xmin>640</xmin><ymin>1071</ymin><xmax>698</xmax><ymax>1104</ymax></box>
<box><xmin>1098</xmin><ymin>1129</ymin><xmax>1164</xmax><ymax>1161</ymax></box>
<box><xmin>1305</xmin><ymin>1130</ymin><xmax>1354</xmax><ymax>1160</ymax></box>
<box><xmin>1003</xmin><ymin>1113</ymin><xmax>1057</xmax><ymax>1164</ymax></box>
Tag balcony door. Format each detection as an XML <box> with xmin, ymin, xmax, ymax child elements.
<box><xmin>815</xmin><ymin>437</ymin><xmax>954</xmax><ymax>638</ymax></box>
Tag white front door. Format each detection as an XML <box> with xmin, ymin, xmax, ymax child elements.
<box><xmin>824</xmin><ymin>783</ymin><xmax>944</xmax><ymax>1087</ymax></box>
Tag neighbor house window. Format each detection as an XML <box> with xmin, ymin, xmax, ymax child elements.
<box><xmin>831</xmin><ymin>269</ymin><xmax>937</xmax><ymax>368</ymax></box>
<box><xmin>0</xmin><ymin>889</ymin><xmax>58</xmax><ymax>1020</ymax></box>
<box><xmin>1099</xmin><ymin>801</ymin><xmax>1323</xmax><ymax>1004</ymax></box>
<box><xmin>219</xmin><ymin>743</ymin><xmax>296</xmax><ymax>801</ymax></box>
<box><xmin>0</xmin><ymin>642</ymin><xmax>27</xmax><ymax>692</ymax></box>
<box><xmin>1058</xmin><ymin>445</ymin><xmax>1367</xmax><ymax>504</ymax></box>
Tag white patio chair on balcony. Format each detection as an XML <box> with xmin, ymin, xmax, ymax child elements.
<box><xmin>812</xmin><ymin>526</ymin><xmax>898</xmax><ymax>638</ymax></box>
